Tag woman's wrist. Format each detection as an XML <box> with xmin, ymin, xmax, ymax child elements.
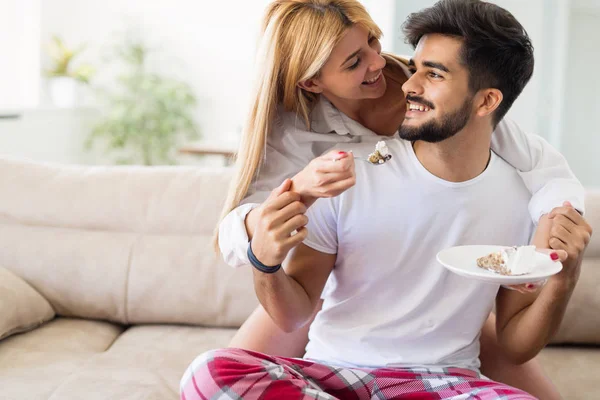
<box><xmin>244</xmin><ymin>207</ymin><xmax>260</xmax><ymax>241</ymax></box>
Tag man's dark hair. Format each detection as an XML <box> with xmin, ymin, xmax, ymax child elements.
<box><xmin>402</xmin><ymin>0</ymin><xmax>534</xmax><ymax>126</ymax></box>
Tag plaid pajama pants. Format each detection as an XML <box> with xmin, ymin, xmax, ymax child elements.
<box><xmin>180</xmin><ymin>348</ymin><xmax>537</xmax><ymax>400</ymax></box>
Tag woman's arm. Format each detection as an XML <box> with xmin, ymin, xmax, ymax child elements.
<box><xmin>219</xmin><ymin>146</ymin><xmax>354</xmax><ymax>268</ymax></box>
<box><xmin>491</xmin><ymin>118</ymin><xmax>585</xmax><ymax>222</ymax></box>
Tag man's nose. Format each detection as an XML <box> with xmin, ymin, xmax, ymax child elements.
<box><xmin>402</xmin><ymin>72</ymin><xmax>424</xmax><ymax>96</ymax></box>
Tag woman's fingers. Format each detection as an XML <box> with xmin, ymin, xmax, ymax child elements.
<box><xmin>317</xmin><ymin>152</ymin><xmax>354</xmax><ymax>173</ymax></box>
<box><xmin>549</xmin><ymin>236</ymin><xmax>568</xmax><ymax>253</ymax></box>
<box><xmin>312</xmin><ymin>170</ymin><xmax>355</xmax><ymax>187</ymax></box>
<box><xmin>550</xmin><ymin>224</ymin><xmax>573</xmax><ymax>247</ymax></box>
<box><xmin>549</xmin><ymin>204</ymin><xmax>585</xmax><ymax>226</ymax></box>
<box><xmin>506</xmin><ymin>279</ymin><xmax>547</xmax><ymax>294</ymax></box>
<box><xmin>536</xmin><ymin>248</ymin><xmax>568</xmax><ymax>262</ymax></box>
<box><xmin>319</xmin><ymin>176</ymin><xmax>357</xmax><ymax>197</ymax></box>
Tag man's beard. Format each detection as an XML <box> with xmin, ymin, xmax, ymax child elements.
<box><xmin>399</xmin><ymin>98</ymin><xmax>473</xmax><ymax>143</ymax></box>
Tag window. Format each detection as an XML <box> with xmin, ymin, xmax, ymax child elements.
<box><xmin>0</xmin><ymin>0</ymin><xmax>40</xmax><ymax>110</ymax></box>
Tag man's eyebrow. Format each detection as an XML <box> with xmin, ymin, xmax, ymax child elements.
<box><xmin>342</xmin><ymin>49</ymin><xmax>361</xmax><ymax>66</ymax></box>
<box><xmin>423</xmin><ymin>61</ymin><xmax>450</xmax><ymax>73</ymax></box>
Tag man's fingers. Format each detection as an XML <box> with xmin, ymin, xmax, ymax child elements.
<box><xmin>267</xmin><ymin>178</ymin><xmax>292</xmax><ymax>201</ymax></box>
<box><xmin>283</xmin><ymin>226</ymin><xmax>309</xmax><ymax>249</ymax></box>
<box><xmin>266</xmin><ymin>190</ymin><xmax>302</xmax><ymax>211</ymax></box>
<box><xmin>268</xmin><ymin>200</ymin><xmax>306</xmax><ymax>228</ymax></box>
<box><xmin>278</xmin><ymin>214</ymin><xmax>309</xmax><ymax>237</ymax></box>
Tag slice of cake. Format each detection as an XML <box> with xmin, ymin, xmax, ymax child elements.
<box><xmin>476</xmin><ymin>246</ymin><xmax>536</xmax><ymax>276</ymax></box>
<box><xmin>367</xmin><ymin>141</ymin><xmax>392</xmax><ymax>164</ymax></box>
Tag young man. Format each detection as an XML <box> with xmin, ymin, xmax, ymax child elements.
<box><xmin>182</xmin><ymin>1</ymin><xmax>592</xmax><ymax>398</ymax></box>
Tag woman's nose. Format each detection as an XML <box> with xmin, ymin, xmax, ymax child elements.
<box><xmin>372</xmin><ymin>52</ymin><xmax>386</xmax><ymax>71</ymax></box>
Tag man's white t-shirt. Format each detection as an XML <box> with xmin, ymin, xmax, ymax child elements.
<box><xmin>302</xmin><ymin>138</ymin><xmax>534</xmax><ymax>371</ymax></box>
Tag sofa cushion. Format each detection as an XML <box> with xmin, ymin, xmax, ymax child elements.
<box><xmin>0</xmin><ymin>266</ymin><xmax>54</xmax><ymax>340</ymax></box>
<box><xmin>538</xmin><ymin>346</ymin><xmax>600</xmax><ymax>400</ymax></box>
<box><xmin>551</xmin><ymin>258</ymin><xmax>600</xmax><ymax>345</ymax></box>
<box><xmin>583</xmin><ymin>189</ymin><xmax>600</xmax><ymax>258</ymax></box>
<box><xmin>38</xmin><ymin>324</ymin><xmax>235</xmax><ymax>400</ymax></box>
<box><xmin>0</xmin><ymin>317</ymin><xmax>125</xmax><ymax>400</ymax></box>
<box><xmin>0</xmin><ymin>158</ymin><xmax>258</xmax><ymax>327</ymax></box>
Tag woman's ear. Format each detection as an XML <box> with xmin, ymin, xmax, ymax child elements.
<box><xmin>475</xmin><ymin>88</ymin><xmax>503</xmax><ymax>118</ymax></box>
<box><xmin>298</xmin><ymin>78</ymin><xmax>324</xmax><ymax>94</ymax></box>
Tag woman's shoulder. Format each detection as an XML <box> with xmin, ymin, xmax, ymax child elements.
<box><xmin>382</xmin><ymin>53</ymin><xmax>411</xmax><ymax>84</ymax></box>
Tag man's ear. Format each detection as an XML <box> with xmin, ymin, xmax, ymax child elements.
<box><xmin>475</xmin><ymin>88</ymin><xmax>503</xmax><ymax>118</ymax></box>
<box><xmin>298</xmin><ymin>78</ymin><xmax>324</xmax><ymax>94</ymax></box>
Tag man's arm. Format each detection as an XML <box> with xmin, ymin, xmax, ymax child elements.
<box><xmin>495</xmin><ymin>204</ymin><xmax>592</xmax><ymax>364</ymax></box>
<box><xmin>253</xmin><ymin>243</ymin><xmax>335</xmax><ymax>333</ymax></box>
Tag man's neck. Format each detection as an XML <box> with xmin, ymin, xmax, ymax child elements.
<box><xmin>413</xmin><ymin>121</ymin><xmax>493</xmax><ymax>183</ymax></box>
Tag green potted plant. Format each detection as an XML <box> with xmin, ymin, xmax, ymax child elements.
<box><xmin>86</xmin><ymin>39</ymin><xmax>200</xmax><ymax>165</ymax></box>
<box><xmin>44</xmin><ymin>36</ymin><xmax>94</xmax><ymax>107</ymax></box>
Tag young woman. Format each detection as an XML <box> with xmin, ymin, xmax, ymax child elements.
<box><xmin>216</xmin><ymin>1</ymin><xmax>578</xmax><ymax>398</ymax></box>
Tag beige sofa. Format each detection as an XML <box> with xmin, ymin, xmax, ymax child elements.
<box><xmin>0</xmin><ymin>157</ymin><xmax>598</xmax><ymax>400</ymax></box>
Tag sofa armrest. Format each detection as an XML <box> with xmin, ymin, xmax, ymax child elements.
<box><xmin>0</xmin><ymin>266</ymin><xmax>55</xmax><ymax>341</ymax></box>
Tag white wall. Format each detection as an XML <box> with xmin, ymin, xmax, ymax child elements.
<box><xmin>392</xmin><ymin>0</ymin><xmax>569</xmax><ymax>142</ymax></box>
<box><xmin>39</xmin><ymin>0</ymin><xmax>273</xmax><ymax>144</ymax></box>
<box><xmin>1</xmin><ymin>0</ymin><xmax>598</xmax><ymax>184</ymax></box>
<box><xmin>562</xmin><ymin>5</ymin><xmax>600</xmax><ymax>187</ymax></box>
<box><xmin>0</xmin><ymin>0</ymin><xmax>40</xmax><ymax>109</ymax></box>
<box><xmin>392</xmin><ymin>0</ymin><xmax>599</xmax><ymax>187</ymax></box>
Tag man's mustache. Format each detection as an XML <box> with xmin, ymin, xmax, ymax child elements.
<box><xmin>406</xmin><ymin>95</ymin><xmax>435</xmax><ymax>110</ymax></box>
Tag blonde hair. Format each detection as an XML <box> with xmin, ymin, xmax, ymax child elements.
<box><xmin>214</xmin><ymin>0</ymin><xmax>382</xmax><ymax>251</ymax></box>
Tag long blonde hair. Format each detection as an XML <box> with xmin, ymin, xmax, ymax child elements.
<box><xmin>215</xmin><ymin>0</ymin><xmax>382</xmax><ymax>251</ymax></box>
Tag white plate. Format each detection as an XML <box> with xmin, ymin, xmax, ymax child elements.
<box><xmin>436</xmin><ymin>245</ymin><xmax>562</xmax><ymax>285</ymax></box>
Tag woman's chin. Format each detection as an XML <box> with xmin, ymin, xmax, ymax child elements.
<box><xmin>360</xmin><ymin>78</ymin><xmax>387</xmax><ymax>99</ymax></box>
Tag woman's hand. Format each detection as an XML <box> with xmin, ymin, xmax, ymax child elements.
<box><xmin>504</xmin><ymin>249</ymin><xmax>567</xmax><ymax>294</ymax></box>
<box><xmin>291</xmin><ymin>150</ymin><xmax>356</xmax><ymax>206</ymax></box>
<box><xmin>250</xmin><ymin>179</ymin><xmax>309</xmax><ymax>267</ymax></box>
<box><xmin>547</xmin><ymin>201</ymin><xmax>593</xmax><ymax>288</ymax></box>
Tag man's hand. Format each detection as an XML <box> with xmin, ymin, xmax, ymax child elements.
<box><xmin>251</xmin><ymin>179</ymin><xmax>309</xmax><ymax>267</ymax></box>
<box><xmin>547</xmin><ymin>201</ymin><xmax>593</xmax><ymax>288</ymax></box>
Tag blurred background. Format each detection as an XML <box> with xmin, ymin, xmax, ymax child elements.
<box><xmin>0</xmin><ymin>0</ymin><xmax>598</xmax><ymax>186</ymax></box>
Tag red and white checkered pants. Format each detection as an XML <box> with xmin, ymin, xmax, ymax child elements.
<box><xmin>180</xmin><ymin>348</ymin><xmax>536</xmax><ymax>399</ymax></box>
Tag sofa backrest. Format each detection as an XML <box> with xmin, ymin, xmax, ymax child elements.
<box><xmin>550</xmin><ymin>189</ymin><xmax>600</xmax><ymax>345</ymax></box>
<box><xmin>0</xmin><ymin>157</ymin><xmax>258</xmax><ymax>328</ymax></box>
<box><xmin>1</xmin><ymin>156</ymin><xmax>599</xmax><ymax>343</ymax></box>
